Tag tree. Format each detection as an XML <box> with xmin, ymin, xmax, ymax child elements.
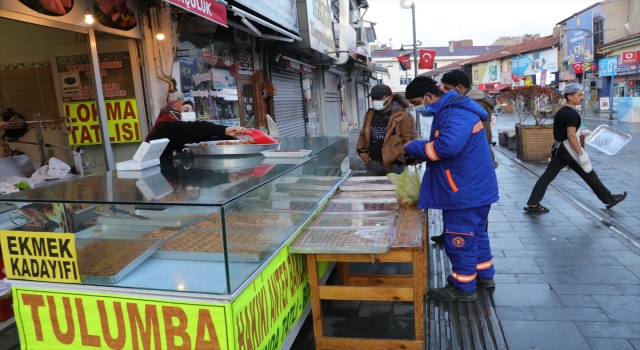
<box><xmin>502</xmin><ymin>86</ymin><xmax>562</xmax><ymax>125</ymax></box>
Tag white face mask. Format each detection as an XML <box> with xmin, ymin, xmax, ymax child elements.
<box><xmin>181</xmin><ymin>112</ymin><xmax>197</xmax><ymax>122</ymax></box>
<box><xmin>372</xmin><ymin>97</ymin><xmax>390</xmax><ymax>111</ymax></box>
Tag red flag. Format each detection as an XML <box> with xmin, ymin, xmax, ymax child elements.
<box><xmin>397</xmin><ymin>54</ymin><xmax>411</xmax><ymax>71</ymax></box>
<box><xmin>419</xmin><ymin>49</ymin><xmax>436</xmax><ymax>69</ymax></box>
<box><xmin>572</xmin><ymin>62</ymin><xmax>584</xmax><ymax>74</ymax></box>
<box><xmin>511</xmin><ymin>74</ymin><xmax>519</xmax><ymax>83</ymax></box>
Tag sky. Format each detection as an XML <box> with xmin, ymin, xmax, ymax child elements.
<box><xmin>365</xmin><ymin>0</ymin><xmax>598</xmax><ymax>48</ymax></box>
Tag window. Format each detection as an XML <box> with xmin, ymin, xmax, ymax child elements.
<box><xmin>400</xmin><ymin>77</ymin><xmax>413</xmax><ymax>85</ymax></box>
<box><xmin>473</xmin><ymin>70</ymin><xmax>479</xmax><ymax>80</ymax></box>
<box><xmin>594</xmin><ymin>20</ymin><xmax>604</xmax><ymax>47</ymax></box>
<box><xmin>433</xmin><ymin>62</ymin><xmax>438</xmax><ymax>69</ymax></box>
<box><xmin>506</xmin><ymin>60</ymin><xmax>512</xmax><ymax>73</ymax></box>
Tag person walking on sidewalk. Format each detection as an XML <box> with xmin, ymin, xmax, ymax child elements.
<box><xmin>404</xmin><ymin>77</ymin><xmax>499</xmax><ymax>302</ymax></box>
<box><xmin>356</xmin><ymin>84</ymin><xmax>416</xmax><ymax>176</ymax></box>
<box><xmin>524</xmin><ymin>83</ymin><xmax>627</xmax><ymax>213</ymax></box>
<box><xmin>429</xmin><ymin>69</ymin><xmax>499</xmax><ymax>245</ymax></box>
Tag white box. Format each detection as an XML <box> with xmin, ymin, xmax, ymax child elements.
<box><xmin>116</xmin><ymin>139</ymin><xmax>169</xmax><ymax>171</ymax></box>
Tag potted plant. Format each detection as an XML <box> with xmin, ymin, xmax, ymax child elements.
<box><xmin>502</xmin><ymin>86</ymin><xmax>562</xmax><ymax>161</ymax></box>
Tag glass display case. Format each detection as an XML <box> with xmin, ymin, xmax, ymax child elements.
<box><xmin>0</xmin><ymin>137</ymin><xmax>349</xmax><ymax>296</ymax></box>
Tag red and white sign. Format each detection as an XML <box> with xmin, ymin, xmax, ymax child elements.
<box><xmin>572</xmin><ymin>62</ymin><xmax>584</xmax><ymax>74</ymax></box>
<box><xmin>397</xmin><ymin>54</ymin><xmax>411</xmax><ymax>71</ymax></box>
<box><xmin>621</xmin><ymin>51</ymin><xmax>640</xmax><ymax>64</ymax></box>
<box><xmin>166</xmin><ymin>0</ymin><xmax>227</xmax><ymax>26</ymax></box>
<box><xmin>419</xmin><ymin>49</ymin><xmax>436</xmax><ymax>69</ymax></box>
<box><xmin>284</xmin><ymin>58</ymin><xmax>317</xmax><ymax>75</ymax></box>
<box><xmin>511</xmin><ymin>74</ymin><xmax>519</xmax><ymax>83</ymax></box>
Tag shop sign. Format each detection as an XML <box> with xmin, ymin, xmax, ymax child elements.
<box><xmin>234</xmin><ymin>0</ymin><xmax>299</xmax><ymax>33</ymax></box>
<box><xmin>559</xmin><ymin>70</ymin><xmax>576</xmax><ymax>81</ymax></box>
<box><xmin>480</xmin><ymin>61</ymin><xmax>499</xmax><ymax>84</ymax></box>
<box><xmin>63</xmin><ymin>99</ymin><xmax>141</xmax><ymax>146</ymax></box>
<box><xmin>284</xmin><ymin>58</ymin><xmax>317</xmax><ymax>75</ymax></box>
<box><xmin>12</xmin><ymin>287</ymin><xmax>230</xmax><ymax>350</ymax></box>
<box><xmin>0</xmin><ymin>231</ymin><xmax>80</xmax><ymax>283</ymax></box>
<box><xmin>238</xmin><ymin>49</ymin><xmax>254</xmax><ymax>76</ymax></box>
<box><xmin>615</xmin><ymin>55</ymin><xmax>638</xmax><ymax>76</ymax></box>
<box><xmin>564</xmin><ymin>9</ymin><xmax>594</xmax><ymax>72</ymax></box>
<box><xmin>598</xmin><ymin>57</ymin><xmax>618</xmax><ymax>77</ymax></box>
<box><xmin>621</xmin><ymin>51</ymin><xmax>640</xmax><ymax>64</ymax></box>
<box><xmin>500</xmin><ymin>72</ymin><xmax>513</xmax><ymax>85</ymax></box>
<box><xmin>306</xmin><ymin>0</ymin><xmax>336</xmax><ymax>55</ymax></box>
<box><xmin>166</xmin><ymin>0</ymin><xmax>228</xmax><ymax>26</ymax></box>
<box><xmin>511</xmin><ymin>49</ymin><xmax>558</xmax><ymax>77</ymax></box>
<box><xmin>232</xmin><ymin>246</ymin><xmax>310</xmax><ymax>350</ymax></box>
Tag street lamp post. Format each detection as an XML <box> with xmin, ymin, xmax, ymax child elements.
<box><xmin>400</xmin><ymin>0</ymin><xmax>420</xmax><ymax>135</ymax></box>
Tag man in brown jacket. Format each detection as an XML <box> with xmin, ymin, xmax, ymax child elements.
<box><xmin>357</xmin><ymin>84</ymin><xmax>417</xmax><ymax>176</ymax></box>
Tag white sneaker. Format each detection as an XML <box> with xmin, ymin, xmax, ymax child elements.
<box><xmin>560</xmin><ymin>165</ymin><xmax>570</xmax><ymax>171</ymax></box>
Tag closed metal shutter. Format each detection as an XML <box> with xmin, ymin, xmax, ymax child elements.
<box><xmin>357</xmin><ymin>84</ymin><xmax>367</xmax><ymax>127</ymax></box>
<box><xmin>272</xmin><ymin>69</ymin><xmax>306</xmax><ymax>137</ymax></box>
<box><xmin>324</xmin><ymin>71</ymin><xmax>341</xmax><ymax>136</ymax></box>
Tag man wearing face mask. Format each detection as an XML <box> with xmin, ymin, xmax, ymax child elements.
<box><xmin>404</xmin><ymin>77</ymin><xmax>499</xmax><ymax>302</ymax></box>
<box><xmin>356</xmin><ymin>84</ymin><xmax>416</xmax><ymax>175</ymax></box>
<box><xmin>146</xmin><ymin>99</ymin><xmax>246</xmax><ymax>159</ymax></box>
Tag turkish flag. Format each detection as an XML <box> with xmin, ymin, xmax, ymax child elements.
<box><xmin>419</xmin><ymin>49</ymin><xmax>436</xmax><ymax>69</ymax></box>
<box><xmin>397</xmin><ymin>54</ymin><xmax>411</xmax><ymax>71</ymax></box>
<box><xmin>572</xmin><ymin>62</ymin><xmax>584</xmax><ymax>74</ymax></box>
<box><xmin>621</xmin><ymin>51</ymin><xmax>639</xmax><ymax>64</ymax></box>
<box><xmin>512</xmin><ymin>74</ymin><xmax>519</xmax><ymax>83</ymax></box>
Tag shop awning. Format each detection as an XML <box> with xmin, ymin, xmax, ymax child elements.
<box><xmin>228</xmin><ymin>5</ymin><xmax>302</xmax><ymax>41</ymax></box>
<box><xmin>372</xmin><ymin>64</ymin><xmax>388</xmax><ymax>74</ymax></box>
<box><xmin>479</xmin><ymin>83</ymin><xmax>511</xmax><ymax>93</ymax></box>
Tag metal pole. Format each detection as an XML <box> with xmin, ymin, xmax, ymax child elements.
<box><xmin>609</xmin><ymin>63</ymin><xmax>616</xmax><ymax>120</ymax></box>
<box><xmin>411</xmin><ymin>2</ymin><xmax>420</xmax><ymax>136</ymax></box>
<box><xmin>87</xmin><ymin>26</ymin><xmax>115</xmax><ymax>171</ymax></box>
<box><xmin>582</xmin><ymin>35</ymin><xmax>586</xmax><ymax>117</ymax></box>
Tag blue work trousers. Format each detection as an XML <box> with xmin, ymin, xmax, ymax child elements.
<box><xmin>442</xmin><ymin>205</ymin><xmax>494</xmax><ymax>293</ymax></box>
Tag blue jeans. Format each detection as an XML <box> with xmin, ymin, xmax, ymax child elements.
<box><xmin>442</xmin><ymin>205</ymin><xmax>494</xmax><ymax>293</ymax></box>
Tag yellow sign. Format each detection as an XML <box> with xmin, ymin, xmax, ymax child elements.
<box><xmin>13</xmin><ymin>288</ymin><xmax>231</xmax><ymax>350</ymax></box>
<box><xmin>232</xmin><ymin>248</ymin><xmax>309</xmax><ymax>350</ymax></box>
<box><xmin>63</xmin><ymin>98</ymin><xmax>142</xmax><ymax>146</ymax></box>
<box><xmin>0</xmin><ymin>231</ymin><xmax>81</xmax><ymax>283</ymax></box>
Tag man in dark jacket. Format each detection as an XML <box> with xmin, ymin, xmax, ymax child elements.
<box><xmin>404</xmin><ymin>77</ymin><xmax>499</xmax><ymax>302</ymax></box>
<box><xmin>356</xmin><ymin>84</ymin><xmax>416</xmax><ymax>175</ymax></box>
<box><xmin>430</xmin><ymin>70</ymin><xmax>498</xmax><ymax>244</ymax></box>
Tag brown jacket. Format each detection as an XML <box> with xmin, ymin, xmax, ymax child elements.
<box><xmin>465</xmin><ymin>87</ymin><xmax>498</xmax><ymax>168</ymax></box>
<box><xmin>356</xmin><ymin>95</ymin><xmax>417</xmax><ymax>171</ymax></box>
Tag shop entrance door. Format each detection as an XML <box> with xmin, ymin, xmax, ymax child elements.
<box><xmin>52</xmin><ymin>40</ymin><xmax>147</xmax><ymax>172</ymax></box>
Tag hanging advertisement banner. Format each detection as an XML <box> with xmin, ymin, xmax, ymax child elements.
<box><xmin>512</xmin><ymin>49</ymin><xmax>558</xmax><ymax>76</ymax></box>
<box><xmin>500</xmin><ymin>71</ymin><xmax>513</xmax><ymax>85</ymax></box>
<box><xmin>12</xmin><ymin>287</ymin><xmax>231</xmax><ymax>350</ymax></box>
<box><xmin>0</xmin><ymin>0</ymin><xmax>85</xmax><ymax>27</ymax></box>
<box><xmin>397</xmin><ymin>55</ymin><xmax>411</xmax><ymax>71</ymax></box>
<box><xmin>599</xmin><ymin>57</ymin><xmax>618</xmax><ymax>77</ymax></box>
<box><xmin>565</xmin><ymin>9</ymin><xmax>594</xmax><ymax>74</ymax></box>
<box><xmin>234</xmin><ymin>0</ymin><xmax>298</xmax><ymax>33</ymax></box>
<box><xmin>480</xmin><ymin>61</ymin><xmax>499</xmax><ymax>83</ymax></box>
<box><xmin>89</xmin><ymin>0</ymin><xmax>142</xmax><ymax>38</ymax></box>
<box><xmin>165</xmin><ymin>0</ymin><xmax>227</xmax><ymax>27</ymax></box>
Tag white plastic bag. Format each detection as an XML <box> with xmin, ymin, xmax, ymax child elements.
<box><xmin>265</xmin><ymin>114</ymin><xmax>279</xmax><ymax>137</ymax></box>
<box><xmin>31</xmin><ymin>157</ymin><xmax>71</xmax><ymax>180</ymax></box>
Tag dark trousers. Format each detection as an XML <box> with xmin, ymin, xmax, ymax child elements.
<box><xmin>365</xmin><ymin>159</ymin><xmax>404</xmax><ymax>176</ymax></box>
<box><xmin>527</xmin><ymin>152</ymin><xmax>612</xmax><ymax>205</ymax></box>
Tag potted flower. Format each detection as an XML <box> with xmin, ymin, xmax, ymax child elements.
<box><xmin>502</xmin><ymin>86</ymin><xmax>562</xmax><ymax>161</ymax></box>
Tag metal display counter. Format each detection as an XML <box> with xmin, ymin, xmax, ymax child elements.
<box><xmin>0</xmin><ymin>136</ymin><xmax>349</xmax><ymax>350</ymax></box>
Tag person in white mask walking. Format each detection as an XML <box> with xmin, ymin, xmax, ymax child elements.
<box><xmin>146</xmin><ymin>99</ymin><xmax>246</xmax><ymax>159</ymax></box>
<box><xmin>356</xmin><ymin>84</ymin><xmax>416</xmax><ymax>175</ymax></box>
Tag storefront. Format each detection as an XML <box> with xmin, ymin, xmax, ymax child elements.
<box><xmin>0</xmin><ymin>0</ymin><xmax>147</xmax><ymax>173</ymax></box>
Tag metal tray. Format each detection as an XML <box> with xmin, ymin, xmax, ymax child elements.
<box><xmin>339</xmin><ymin>176</ymin><xmax>396</xmax><ymax>191</ymax></box>
<box><xmin>76</xmin><ymin>238</ymin><xmax>162</xmax><ymax>284</ymax></box>
<box><xmin>585</xmin><ymin>124</ymin><xmax>632</xmax><ymax>156</ymax></box>
<box><xmin>75</xmin><ymin>224</ymin><xmax>184</xmax><ymax>241</ymax></box>
<box><xmin>185</xmin><ymin>140</ymin><xmax>281</xmax><ymax>155</ymax></box>
<box><xmin>97</xmin><ymin>211</ymin><xmax>207</xmax><ymax>227</ymax></box>
<box><xmin>174</xmin><ymin>154</ymin><xmax>267</xmax><ymax>169</ymax></box>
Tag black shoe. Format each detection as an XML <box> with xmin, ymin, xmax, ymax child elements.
<box><xmin>477</xmin><ymin>277</ymin><xmax>496</xmax><ymax>288</ymax></box>
<box><xmin>606</xmin><ymin>192</ymin><xmax>627</xmax><ymax>209</ymax></box>
<box><xmin>428</xmin><ymin>284</ymin><xmax>477</xmax><ymax>302</ymax></box>
<box><xmin>430</xmin><ymin>233</ymin><xmax>444</xmax><ymax>244</ymax></box>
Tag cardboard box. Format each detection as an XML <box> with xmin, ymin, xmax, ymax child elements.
<box><xmin>116</xmin><ymin>138</ymin><xmax>169</xmax><ymax>171</ymax></box>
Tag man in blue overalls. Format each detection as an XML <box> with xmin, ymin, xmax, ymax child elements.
<box><xmin>404</xmin><ymin>77</ymin><xmax>499</xmax><ymax>302</ymax></box>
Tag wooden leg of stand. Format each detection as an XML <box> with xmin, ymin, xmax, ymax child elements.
<box><xmin>413</xmin><ymin>250</ymin><xmax>425</xmax><ymax>340</ymax></box>
<box><xmin>338</xmin><ymin>262</ymin><xmax>350</xmax><ymax>285</ymax></box>
<box><xmin>307</xmin><ymin>254</ymin><xmax>324</xmax><ymax>342</ymax></box>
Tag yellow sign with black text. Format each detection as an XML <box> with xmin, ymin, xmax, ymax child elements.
<box><xmin>63</xmin><ymin>98</ymin><xmax>142</xmax><ymax>146</ymax></box>
<box><xmin>0</xmin><ymin>231</ymin><xmax>80</xmax><ymax>283</ymax></box>
<box><xmin>13</xmin><ymin>288</ymin><xmax>231</xmax><ymax>350</ymax></box>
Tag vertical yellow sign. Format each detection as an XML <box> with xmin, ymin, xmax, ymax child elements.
<box><xmin>0</xmin><ymin>231</ymin><xmax>81</xmax><ymax>283</ymax></box>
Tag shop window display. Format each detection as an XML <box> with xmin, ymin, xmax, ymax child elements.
<box><xmin>178</xmin><ymin>35</ymin><xmax>242</xmax><ymax>127</ymax></box>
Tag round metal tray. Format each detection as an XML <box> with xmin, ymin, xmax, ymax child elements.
<box><xmin>185</xmin><ymin>140</ymin><xmax>281</xmax><ymax>155</ymax></box>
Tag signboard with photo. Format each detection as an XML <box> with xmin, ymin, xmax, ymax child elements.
<box><xmin>59</xmin><ymin>71</ymin><xmax>81</xmax><ymax>97</ymax></box>
<box><xmin>305</xmin><ymin>0</ymin><xmax>336</xmax><ymax>55</ymax></box>
<box><xmin>235</xmin><ymin>0</ymin><xmax>299</xmax><ymax>33</ymax></box>
<box><xmin>565</xmin><ymin>9</ymin><xmax>594</xmax><ymax>74</ymax></box>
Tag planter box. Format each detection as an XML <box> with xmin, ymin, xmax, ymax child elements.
<box><xmin>515</xmin><ymin>124</ymin><xmax>554</xmax><ymax>161</ymax></box>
